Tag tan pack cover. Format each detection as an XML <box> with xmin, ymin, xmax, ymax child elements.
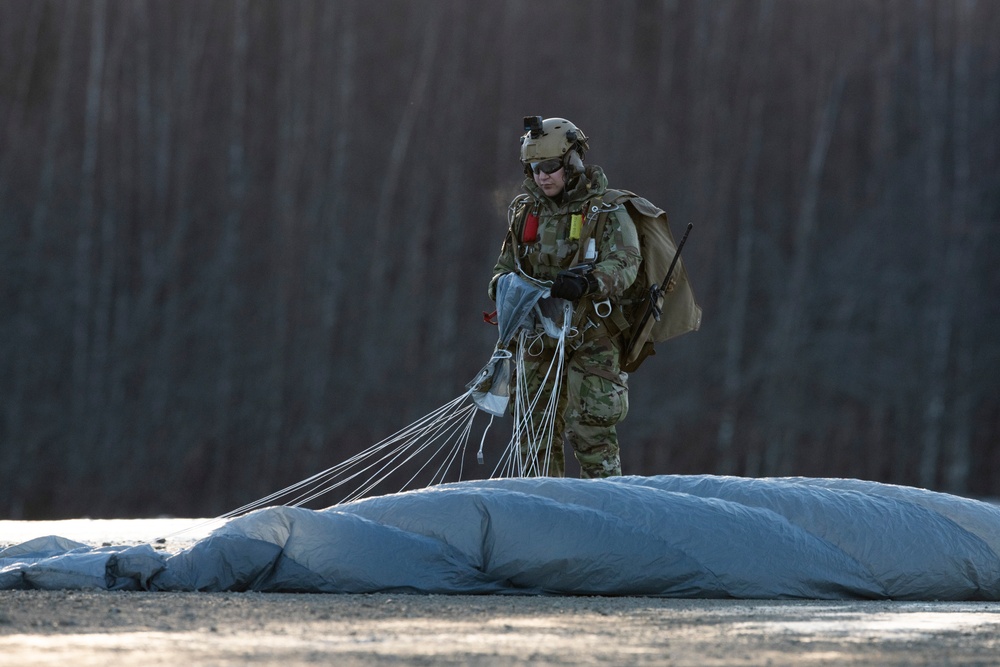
<box><xmin>604</xmin><ymin>189</ymin><xmax>702</xmax><ymax>371</ymax></box>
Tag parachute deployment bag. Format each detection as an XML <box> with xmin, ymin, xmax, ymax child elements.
<box><xmin>601</xmin><ymin>189</ymin><xmax>701</xmax><ymax>372</ymax></box>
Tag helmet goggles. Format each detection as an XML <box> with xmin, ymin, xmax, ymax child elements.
<box><xmin>529</xmin><ymin>158</ymin><xmax>563</xmax><ymax>175</ymax></box>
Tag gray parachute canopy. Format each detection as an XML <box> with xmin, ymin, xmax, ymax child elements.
<box><xmin>494</xmin><ymin>272</ymin><xmax>550</xmax><ymax>347</ymax></box>
<box><xmin>469</xmin><ymin>273</ymin><xmax>569</xmax><ymax>416</ymax></box>
<box><xmin>3</xmin><ymin>475</ymin><xmax>1000</xmax><ymax>599</ymax></box>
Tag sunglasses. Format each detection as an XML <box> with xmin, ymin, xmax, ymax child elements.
<box><xmin>530</xmin><ymin>159</ymin><xmax>563</xmax><ymax>175</ymax></box>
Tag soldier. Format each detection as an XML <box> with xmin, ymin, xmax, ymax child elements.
<box><xmin>489</xmin><ymin>117</ymin><xmax>642</xmax><ymax>478</ymax></box>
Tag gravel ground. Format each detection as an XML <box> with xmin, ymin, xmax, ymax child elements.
<box><xmin>2</xmin><ymin>591</ymin><xmax>1000</xmax><ymax>666</ymax></box>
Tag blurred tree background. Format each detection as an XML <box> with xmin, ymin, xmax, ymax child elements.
<box><xmin>1</xmin><ymin>0</ymin><xmax>998</xmax><ymax>519</ymax></box>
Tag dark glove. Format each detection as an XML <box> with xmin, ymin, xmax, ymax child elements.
<box><xmin>550</xmin><ymin>269</ymin><xmax>600</xmax><ymax>301</ymax></box>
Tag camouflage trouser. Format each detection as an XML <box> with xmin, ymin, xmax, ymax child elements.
<box><xmin>514</xmin><ymin>334</ymin><xmax>629</xmax><ymax>478</ymax></box>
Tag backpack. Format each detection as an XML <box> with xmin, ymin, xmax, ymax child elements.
<box><xmin>587</xmin><ymin>189</ymin><xmax>702</xmax><ymax>372</ymax></box>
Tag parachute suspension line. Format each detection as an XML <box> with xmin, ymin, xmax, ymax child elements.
<box><xmin>297</xmin><ymin>397</ymin><xmax>478</xmax><ymax>506</ymax></box>
<box><xmin>498</xmin><ymin>331</ymin><xmax>536</xmax><ymax>477</ymax></box>
<box><xmin>515</xmin><ymin>336</ymin><xmax>559</xmax><ymax>476</ymax></box>
<box><xmin>477</xmin><ymin>414</ymin><xmax>495</xmax><ymax>465</ymax></box>
<box><xmin>156</xmin><ymin>285</ymin><xmax>576</xmax><ymax>544</ymax></box>
<box><xmin>493</xmin><ymin>301</ymin><xmax>572</xmax><ymax>479</ymax></box>
<box><xmin>157</xmin><ymin>392</ymin><xmax>484</xmax><ymax>543</ymax></box>
<box><xmin>245</xmin><ymin>392</ymin><xmax>472</xmax><ymax>510</ymax></box>
<box><xmin>336</xmin><ymin>400</ymin><xmax>478</xmax><ymax>505</ymax></box>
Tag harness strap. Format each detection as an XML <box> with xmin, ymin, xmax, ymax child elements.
<box><xmin>570</xmin><ymin>197</ymin><xmax>605</xmax><ymax>267</ymax></box>
<box><xmin>607</xmin><ymin>303</ymin><xmax>630</xmax><ymax>335</ymax></box>
<box><xmin>569</xmin><ymin>197</ymin><xmax>632</xmax><ymax>339</ymax></box>
<box><xmin>506</xmin><ymin>196</ymin><xmax>537</xmax><ymax>280</ymax></box>
<box><xmin>509</xmin><ymin>194</ymin><xmax>631</xmax><ymax>342</ymax></box>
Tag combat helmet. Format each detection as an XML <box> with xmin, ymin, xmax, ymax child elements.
<box><xmin>520</xmin><ymin>116</ymin><xmax>589</xmax><ymax>177</ymax></box>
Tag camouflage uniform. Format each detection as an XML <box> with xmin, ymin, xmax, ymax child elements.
<box><xmin>489</xmin><ymin>165</ymin><xmax>641</xmax><ymax>477</ymax></box>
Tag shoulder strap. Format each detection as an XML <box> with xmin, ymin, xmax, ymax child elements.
<box><xmin>572</xmin><ymin>196</ymin><xmax>608</xmax><ymax>266</ymax></box>
<box><xmin>571</xmin><ymin>196</ymin><xmax>632</xmax><ymax>336</ymax></box>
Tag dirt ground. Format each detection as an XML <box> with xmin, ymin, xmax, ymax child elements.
<box><xmin>1</xmin><ymin>591</ymin><xmax>999</xmax><ymax>666</ymax></box>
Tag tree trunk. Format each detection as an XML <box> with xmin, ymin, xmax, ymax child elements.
<box><xmin>300</xmin><ymin>0</ymin><xmax>356</xmax><ymax>473</ymax></box>
<box><xmin>360</xmin><ymin>5</ymin><xmax>442</xmax><ymax>398</ymax></box>
<box><xmin>68</xmin><ymin>0</ymin><xmax>108</xmax><ymax>486</ymax></box>
<box><xmin>0</xmin><ymin>2</ymin><xmax>79</xmax><ymax>518</ymax></box>
<box><xmin>916</xmin><ymin>0</ymin><xmax>954</xmax><ymax>488</ymax></box>
<box><xmin>208</xmin><ymin>0</ymin><xmax>249</xmax><ymax>506</ymax></box>
<box><xmin>92</xmin><ymin>10</ymin><xmax>128</xmax><ymax>502</ymax></box>
<box><xmin>761</xmin><ymin>66</ymin><xmax>845</xmax><ymax>475</ymax></box>
<box><xmin>716</xmin><ymin>0</ymin><xmax>773</xmax><ymax>475</ymax></box>
<box><xmin>938</xmin><ymin>0</ymin><xmax>976</xmax><ymax>494</ymax></box>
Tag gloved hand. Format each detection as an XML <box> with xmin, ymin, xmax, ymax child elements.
<box><xmin>550</xmin><ymin>269</ymin><xmax>600</xmax><ymax>301</ymax></box>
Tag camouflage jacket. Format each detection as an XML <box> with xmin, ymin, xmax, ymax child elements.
<box><xmin>489</xmin><ymin>166</ymin><xmax>641</xmax><ymax>318</ymax></box>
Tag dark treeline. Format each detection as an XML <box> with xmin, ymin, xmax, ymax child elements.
<box><xmin>2</xmin><ymin>0</ymin><xmax>998</xmax><ymax>519</ymax></box>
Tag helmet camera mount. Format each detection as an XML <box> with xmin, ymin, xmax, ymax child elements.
<box><xmin>524</xmin><ymin>115</ymin><xmax>544</xmax><ymax>139</ymax></box>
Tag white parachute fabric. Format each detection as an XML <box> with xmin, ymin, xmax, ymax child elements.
<box><xmin>3</xmin><ymin>475</ymin><xmax>1000</xmax><ymax>599</ymax></box>
<box><xmin>467</xmin><ymin>354</ymin><xmax>512</xmax><ymax>418</ymax></box>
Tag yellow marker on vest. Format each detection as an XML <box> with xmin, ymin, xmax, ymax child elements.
<box><xmin>569</xmin><ymin>213</ymin><xmax>583</xmax><ymax>240</ymax></box>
